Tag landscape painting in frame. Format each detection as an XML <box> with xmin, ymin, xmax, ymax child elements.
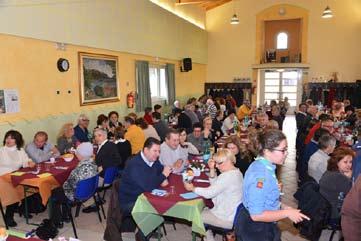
<box><xmin>79</xmin><ymin>52</ymin><xmax>119</xmax><ymax>105</ymax></box>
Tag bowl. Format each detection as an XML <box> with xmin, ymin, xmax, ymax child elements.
<box><xmin>62</xmin><ymin>154</ymin><xmax>74</xmax><ymax>162</ymax></box>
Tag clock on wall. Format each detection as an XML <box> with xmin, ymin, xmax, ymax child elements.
<box><xmin>57</xmin><ymin>58</ymin><xmax>70</xmax><ymax>72</ymax></box>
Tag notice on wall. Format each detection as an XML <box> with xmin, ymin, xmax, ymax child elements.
<box><xmin>0</xmin><ymin>89</ymin><xmax>20</xmax><ymax>114</ymax></box>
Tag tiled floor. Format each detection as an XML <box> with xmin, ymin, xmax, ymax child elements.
<box><xmin>1</xmin><ymin>116</ymin><xmax>340</xmax><ymax>240</ymax></box>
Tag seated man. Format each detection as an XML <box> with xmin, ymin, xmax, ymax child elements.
<box><xmin>221</xmin><ymin>109</ymin><xmax>240</xmax><ymax>135</ymax></box>
<box><xmin>152</xmin><ymin>112</ymin><xmax>169</xmax><ymax>142</ymax></box>
<box><xmin>50</xmin><ymin>142</ymin><xmax>98</xmax><ymax>228</ymax></box>
<box><xmin>25</xmin><ymin>131</ymin><xmax>60</xmax><ymax>163</ymax></box>
<box><xmin>187</xmin><ymin>122</ymin><xmax>210</xmax><ymax>153</ymax></box>
<box><xmin>83</xmin><ymin>128</ymin><xmax>121</xmax><ymax>213</ymax></box>
<box><xmin>159</xmin><ymin>129</ymin><xmax>188</xmax><ymax>173</ymax></box>
<box><xmin>74</xmin><ymin>114</ymin><xmax>91</xmax><ymax>143</ymax></box>
<box><xmin>237</xmin><ymin>99</ymin><xmax>253</xmax><ymax>120</ymax></box>
<box><xmin>94</xmin><ymin>128</ymin><xmax>122</xmax><ymax>175</ymax></box>
<box><xmin>124</xmin><ymin>116</ymin><xmax>145</xmax><ymax>155</ymax></box>
<box><xmin>119</xmin><ymin>138</ymin><xmax>171</xmax><ymax>241</ymax></box>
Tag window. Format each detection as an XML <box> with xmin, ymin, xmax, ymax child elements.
<box><xmin>149</xmin><ymin>65</ymin><xmax>167</xmax><ymax>100</ymax></box>
<box><xmin>276</xmin><ymin>32</ymin><xmax>288</xmax><ymax>49</ymax></box>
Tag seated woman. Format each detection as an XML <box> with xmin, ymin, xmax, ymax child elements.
<box><xmin>0</xmin><ymin>130</ymin><xmax>35</xmax><ymax>227</ymax></box>
<box><xmin>225</xmin><ymin>135</ymin><xmax>253</xmax><ymax>176</ymax></box>
<box><xmin>57</xmin><ymin>123</ymin><xmax>79</xmax><ymax>155</ymax></box>
<box><xmin>50</xmin><ymin>142</ymin><xmax>98</xmax><ymax>228</ymax></box>
<box><xmin>184</xmin><ymin>149</ymin><xmax>243</xmax><ymax>241</ymax></box>
<box><xmin>135</xmin><ymin>117</ymin><xmax>160</xmax><ymax>141</ymax></box>
<box><xmin>319</xmin><ymin>146</ymin><xmax>354</xmax><ymax>223</ymax></box>
<box><xmin>96</xmin><ymin>114</ymin><xmax>112</xmax><ymax>139</ymax></box>
<box><xmin>114</xmin><ymin>126</ymin><xmax>132</xmax><ymax>169</ymax></box>
<box><xmin>178</xmin><ymin>128</ymin><xmax>199</xmax><ymax>155</ymax></box>
<box><xmin>108</xmin><ymin>111</ymin><xmax>122</xmax><ymax>129</ymax></box>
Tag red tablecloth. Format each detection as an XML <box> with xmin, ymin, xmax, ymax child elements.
<box><xmin>144</xmin><ymin>172</ymin><xmax>210</xmax><ymax>214</ymax></box>
<box><xmin>11</xmin><ymin>157</ymin><xmax>79</xmax><ymax>187</ymax></box>
<box><xmin>7</xmin><ymin>236</ymin><xmax>43</xmax><ymax>241</ymax></box>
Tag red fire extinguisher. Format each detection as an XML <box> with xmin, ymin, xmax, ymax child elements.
<box><xmin>127</xmin><ymin>92</ymin><xmax>135</xmax><ymax>108</ymax></box>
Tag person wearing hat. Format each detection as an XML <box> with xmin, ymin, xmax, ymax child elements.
<box><xmin>50</xmin><ymin>142</ymin><xmax>98</xmax><ymax>228</ymax></box>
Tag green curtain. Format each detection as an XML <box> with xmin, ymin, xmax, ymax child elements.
<box><xmin>135</xmin><ymin>61</ymin><xmax>151</xmax><ymax>112</ymax></box>
<box><xmin>165</xmin><ymin>63</ymin><xmax>175</xmax><ymax>105</ymax></box>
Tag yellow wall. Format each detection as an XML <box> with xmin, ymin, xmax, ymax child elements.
<box><xmin>207</xmin><ymin>0</ymin><xmax>361</xmax><ymax>83</ymax></box>
<box><xmin>0</xmin><ymin>0</ymin><xmax>207</xmax><ymax>64</ymax></box>
<box><xmin>0</xmin><ymin>34</ymin><xmax>206</xmax><ymax>143</ymax></box>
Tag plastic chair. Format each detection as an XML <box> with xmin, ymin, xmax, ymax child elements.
<box><xmin>202</xmin><ymin>203</ymin><xmax>243</xmax><ymax>241</ymax></box>
<box><xmin>97</xmin><ymin>167</ymin><xmax>119</xmax><ymax>219</ymax></box>
<box><xmin>67</xmin><ymin>174</ymin><xmax>105</xmax><ymax>238</ymax></box>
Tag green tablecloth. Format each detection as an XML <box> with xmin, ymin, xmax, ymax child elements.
<box><xmin>132</xmin><ymin>194</ymin><xmax>206</xmax><ymax>236</ymax></box>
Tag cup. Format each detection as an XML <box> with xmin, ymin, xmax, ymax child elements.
<box><xmin>50</xmin><ymin>157</ymin><xmax>55</xmax><ymax>163</ymax></box>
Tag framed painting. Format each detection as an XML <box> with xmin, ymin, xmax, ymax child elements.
<box><xmin>78</xmin><ymin>52</ymin><xmax>119</xmax><ymax>105</ymax></box>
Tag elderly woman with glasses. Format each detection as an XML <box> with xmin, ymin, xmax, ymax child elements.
<box><xmin>235</xmin><ymin>129</ymin><xmax>309</xmax><ymax>241</ymax></box>
<box><xmin>184</xmin><ymin>149</ymin><xmax>243</xmax><ymax>241</ymax></box>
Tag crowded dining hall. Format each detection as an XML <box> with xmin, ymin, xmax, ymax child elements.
<box><xmin>0</xmin><ymin>1</ymin><xmax>360</xmax><ymax>241</ymax></box>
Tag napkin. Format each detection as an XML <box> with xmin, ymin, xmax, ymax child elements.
<box><xmin>37</xmin><ymin>173</ymin><xmax>52</xmax><ymax>178</ymax></box>
<box><xmin>151</xmin><ymin>189</ymin><xmax>168</xmax><ymax>196</ymax></box>
<box><xmin>11</xmin><ymin>171</ymin><xmax>25</xmax><ymax>176</ymax></box>
<box><xmin>180</xmin><ymin>192</ymin><xmax>199</xmax><ymax>199</ymax></box>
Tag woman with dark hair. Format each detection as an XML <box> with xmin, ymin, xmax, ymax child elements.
<box><xmin>0</xmin><ymin>130</ymin><xmax>35</xmax><ymax>227</ymax></box>
<box><xmin>135</xmin><ymin>117</ymin><xmax>160</xmax><ymax>141</ymax></box>
<box><xmin>178</xmin><ymin>128</ymin><xmax>199</xmax><ymax>155</ymax></box>
<box><xmin>114</xmin><ymin>126</ymin><xmax>132</xmax><ymax>170</ymax></box>
<box><xmin>235</xmin><ymin>129</ymin><xmax>309</xmax><ymax>241</ymax></box>
<box><xmin>225</xmin><ymin>135</ymin><xmax>253</xmax><ymax>176</ymax></box>
<box><xmin>96</xmin><ymin>114</ymin><xmax>112</xmax><ymax>139</ymax></box>
<box><xmin>319</xmin><ymin>147</ymin><xmax>354</xmax><ymax>222</ymax></box>
<box><xmin>108</xmin><ymin>111</ymin><xmax>122</xmax><ymax>129</ymax></box>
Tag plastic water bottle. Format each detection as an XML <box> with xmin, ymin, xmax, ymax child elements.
<box><xmin>202</xmin><ymin>140</ymin><xmax>211</xmax><ymax>163</ymax></box>
<box><xmin>244</xmin><ymin>115</ymin><xmax>249</xmax><ymax>128</ymax></box>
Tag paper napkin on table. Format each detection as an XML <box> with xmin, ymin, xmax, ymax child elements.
<box><xmin>37</xmin><ymin>173</ymin><xmax>52</xmax><ymax>178</ymax></box>
<box><xmin>151</xmin><ymin>189</ymin><xmax>168</xmax><ymax>196</ymax></box>
<box><xmin>180</xmin><ymin>192</ymin><xmax>199</xmax><ymax>199</ymax></box>
<box><xmin>11</xmin><ymin>171</ymin><xmax>25</xmax><ymax>176</ymax></box>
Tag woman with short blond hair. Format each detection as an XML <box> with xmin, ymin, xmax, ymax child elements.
<box><xmin>57</xmin><ymin>123</ymin><xmax>78</xmax><ymax>154</ymax></box>
<box><xmin>184</xmin><ymin>149</ymin><xmax>243</xmax><ymax>241</ymax></box>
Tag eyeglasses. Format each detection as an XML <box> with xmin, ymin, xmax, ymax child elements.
<box><xmin>272</xmin><ymin>148</ymin><xmax>288</xmax><ymax>154</ymax></box>
<box><xmin>215</xmin><ymin>161</ymin><xmax>224</xmax><ymax>165</ymax></box>
<box><xmin>81</xmin><ymin>119</ymin><xmax>90</xmax><ymax>122</ymax></box>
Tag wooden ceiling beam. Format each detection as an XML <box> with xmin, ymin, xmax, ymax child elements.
<box><xmin>203</xmin><ymin>0</ymin><xmax>232</xmax><ymax>11</ymax></box>
<box><xmin>175</xmin><ymin>0</ymin><xmax>207</xmax><ymax>5</ymax></box>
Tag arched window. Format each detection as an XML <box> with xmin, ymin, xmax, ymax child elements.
<box><xmin>276</xmin><ymin>32</ymin><xmax>288</xmax><ymax>49</ymax></box>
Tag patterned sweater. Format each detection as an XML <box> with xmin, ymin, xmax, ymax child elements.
<box><xmin>63</xmin><ymin>159</ymin><xmax>98</xmax><ymax>201</ymax></box>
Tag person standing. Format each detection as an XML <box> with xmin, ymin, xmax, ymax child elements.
<box><xmin>235</xmin><ymin>130</ymin><xmax>309</xmax><ymax>241</ymax></box>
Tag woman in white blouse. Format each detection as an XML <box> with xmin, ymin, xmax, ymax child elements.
<box><xmin>0</xmin><ymin>130</ymin><xmax>35</xmax><ymax>227</ymax></box>
<box><xmin>184</xmin><ymin>149</ymin><xmax>243</xmax><ymax>241</ymax></box>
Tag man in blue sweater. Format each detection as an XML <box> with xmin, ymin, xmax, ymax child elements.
<box><xmin>119</xmin><ymin>137</ymin><xmax>171</xmax><ymax>241</ymax></box>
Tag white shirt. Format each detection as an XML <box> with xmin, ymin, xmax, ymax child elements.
<box><xmin>221</xmin><ymin>116</ymin><xmax>240</xmax><ymax>135</ymax></box>
<box><xmin>0</xmin><ymin>146</ymin><xmax>30</xmax><ymax>176</ymax></box>
<box><xmin>141</xmin><ymin>151</ymin><xmax>154</xmax><ymax>167</ymax></box>
<box><xmin>194</xmin><ymin>169</ymin><xmax>243</xmax><ymax>222</ymax></box>
<box><xmin>308</xmin><ymin>149</ymin><xmax>330</xmax><ymax>183</ymax></box>
<box><xmin>97</xmin><ymin>139</ymin><xmax>108</xmax><ymax>154</ymax></box>
<box><xmin>159</xmin><ymin>142</ymin><xmax>188</xmax><ymax>173</ymax></box>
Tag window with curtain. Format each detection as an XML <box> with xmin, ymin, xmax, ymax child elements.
<box><xmin>276</xmin><ymin>32</ymin><xmax>288</xmax><ymax>49</ymax></box>
<box><xmin>149</xmin><ymin>65</ymin><xmax>168</xmax><ymax>100</ymax></box>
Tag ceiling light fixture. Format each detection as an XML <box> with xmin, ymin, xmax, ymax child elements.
<box><xmin>322</xmin><ymin>6</ymin><xmax>333</xmax><ymax>18</ymax></box>
<box><xmin>230</xmin><ymin>0</ymin><xmax>239</xmax><ymax>25</ymax></box>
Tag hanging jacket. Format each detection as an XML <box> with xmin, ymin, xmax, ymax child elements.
<box><xmin>294</xmin><ymin>180</ymin><xmax>331</xmax><ymax>241</ymax></box>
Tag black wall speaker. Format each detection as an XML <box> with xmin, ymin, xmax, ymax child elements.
<box><xmin>181</xmin><ymin>58</ymin><xmax>192</xmax><ymax>72</ymax></box>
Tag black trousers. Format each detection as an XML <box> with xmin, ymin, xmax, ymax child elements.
<box><xmin>5</xmin><ymin>202</ymin><xmax>19</xmax><ymax>220</ymax></box>
<box><xmin>120</xmin><ymin>202</ymin><xmax>147</xmax><ymax>241</ymax></box>
<box><xmin>235</xmin><ymin>204</ymin><xmax>281</xmax><ymax>241</ymax></box>
<box><xmin>50</xmin><ymin>187</ymin><xmax>70</xmax><ymax>225</ymax></box>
